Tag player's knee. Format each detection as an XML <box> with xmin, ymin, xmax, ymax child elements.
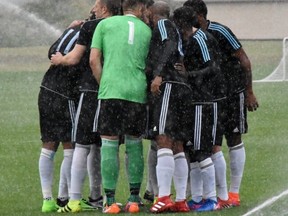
<box><xmin>212</xmin><ymin>145</ymin><xmax>222</xmax><ymax>153</ymax></box>
<box><xmin>226</xmin><ymin>133</ymin><xmax>242</xmax><ymax>147</ymax></box>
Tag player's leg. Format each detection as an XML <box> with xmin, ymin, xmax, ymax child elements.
<box><xmin>150</xmin><ymin>83</ymin><xmax>175</xmax><ymax>213</ymax></box>
<box><xmin>190</xmin><ymin>104</ymin><xmax>218</xmax><ymax>212</ymax></box>
<box><xmin>171</xmin><ymin>140</ymin><xmax>189</xmax><ymax>212</ymax></box>
<box><xmin>57</xmin><ymin>99</ymin><xmax>77</xmax><ymax>207</ymax></box>
<box><xmin>57</xmin><ymin>142</ymin><xmax>74</xmax><ymax>207</ymax></box>
<box><xmin>122</xmin><ymin>101</ymin><xmax>147</xmax><ymax>213</ymax></box>
<box><xmin>225</xmin><ymin>92</ymin><xmax>247</xmax><ymax>206</ymax></box>
<box><xmin>84</xmin><ymin>92</ymin><xmax>103</xmax><ymax>208</ymax></box>
<box><xmin>39</xmin><ymin>141</ymin><xmax>60</xmax><ymax>212</ymax></box>
<box><xmin>211</xmin><ymin>100</ymin><xmax>231</xmax><ymax>208</ymax></box>
<box><xmin>226</xmin><ymin>133</ymin><xmax>245</xmax><ymax>206</ymax></box>
<box><xmin>38</xmin><ymin>88</ymin><xmax>62</xmax><ymax>212</ymax></box>
<box><xmin>87</xmin><ymin>136</ymin><xmax>103</xmax><ymax>207</ymax></box>
<box><xmin>144</xmin><ymin>139</ymin><xmax>158</xmax><ymax>203</ymax></box>
<box><xmin>187</xmin><ymin>156</ymin><xmax>203</xmax><ymax>210</ymax></box>
<box><xmin>170</xmin><ymin>86</ymin><xmax>191</xmax><ymax>212</ymax></box>
<box><xmin>96</xmin><ymin>99</ymin><xmax>121</xmax><ymax>214</ymax></box>
<box><xmin>124</xmin><ymin>135</ymin><xmax>144</xmax><ymax>213</ymax></box>
<box><xmin>58</xmin><ymin>91</ymin><xmax>101</xmax><ymax>212</ymax></box>
<box><xmin>196</xmin><ymin>151</ymin><xmax>218</xmax><ymax>212</ymax></box>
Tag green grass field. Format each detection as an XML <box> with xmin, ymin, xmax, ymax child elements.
<box><xmin>0</xmin><ymin>40</ymin><xmax>288</xmax><ymax>216</ymax></box>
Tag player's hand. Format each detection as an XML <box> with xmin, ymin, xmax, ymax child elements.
<box><xmin>246</xmin><ymin>92</ymin><xmax>259</xmax><ymax>112</ymax></box>
<box><xmin>68</xmin><ymin>20</ymin><xmax>84</xmax><ymax>28</ymax></box>
<box><xmin>174</xmin><ymin>62</ymin><xmax>188</xmax><ymax>78</ymax></box>
<box><xmin>151</xmin><ymin>76</ymin><xmax>162</xmax><ymax>96</ymax></box>
<box><xmin>50</xmin><ymin>52</ymin><xmax>63</xmax><ymax>66</ymax></box>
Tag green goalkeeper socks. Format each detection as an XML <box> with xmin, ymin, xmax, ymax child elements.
<box><xmin>101</xmin><ymin>138</ymin><xmax>119</xmax><ymax>191</ymax></box>
<box><xmin>125</xmin><ymin>136</ymin><xmax>144</xmax><ymax>185</ymax></box>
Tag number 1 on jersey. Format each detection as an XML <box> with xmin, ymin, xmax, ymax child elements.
<box><xmin>128</xmin><ymin>21</ymin><xmax>134</xmax><ymax>45</ymax></box>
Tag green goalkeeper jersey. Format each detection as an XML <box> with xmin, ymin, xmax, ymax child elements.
<box><xmin>91</xmin><ymin>15</ymin><xmax>151</xmax><ymax>103</ymax></box>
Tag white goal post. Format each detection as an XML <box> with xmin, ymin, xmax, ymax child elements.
<box><xmin>255</xmin><ymin>37</ymin><xmax>288</xmax><ymax>82</ymax></box>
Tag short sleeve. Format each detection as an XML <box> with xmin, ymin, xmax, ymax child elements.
<box><xmin>91</xmin><ymin>22</ymin><xmax>103</xmax><ymax>50</ymax></box>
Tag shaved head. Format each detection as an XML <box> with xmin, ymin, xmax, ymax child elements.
<box><xmin>151</xmin><ymin>0</ymin><xmax>170</xmax><ymax>18</ymax></box>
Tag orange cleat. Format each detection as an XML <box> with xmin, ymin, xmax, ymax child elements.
<box><xmin>170</xmin><ymin>200</ymin><xmax>190</xmax><ymax>212</ymax></box>
<box><xmin>103</xmin><ymin>203</ymin><xmax>121</xmax><ymax>214</ymax></box>
<box><xmin>150</xmin><ymin>195</ymin><xmax>174</xmax><ymax>213</ymax></box>
<box><xmin>228</xmin><ymin>192</ymin><xmax>240</xmax><ymax>207</ymax></box>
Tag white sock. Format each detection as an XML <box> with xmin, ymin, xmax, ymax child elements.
<box><xmin>147</xmin><ymin>140</ymin><xmax>158</xmax><ymax>195</ymax></box>
<box><xmin>200</xmin><ymin>158</ymin><xmax>217</xmax><ymax>202</ymax></box>
<box><xmin>88</xmin><ymin>144</ymin><xmax>102</xmax><ymax>199</ymax></box>
<box><xmin>39</xmin><ymin>148</ymin><xmax>55</xmax><ymax>199</ymax></box>
<box><xmin>70</xmin><ymin>144</ymin><xmax>89</xmax><ymax>200</ymax></box>
<box><xmin>229</xmin><ymin>142</ymin><xmax>246</xmax><ymax>193</ymax></box>
<box><xmin>156</xmin><ymin>148</ymin><xmax>174</xmax><ymax>198</ymax></box>
<box><xmin>173</xmin><ymin>152</ymin><xmax>188</xmax><ymax>201</ymax></box>
<box><xmin>189</xmin><ymin>162</ymin><xmax>203</xmax><ymax>202</ymax></box>
<box><xmin>58</xmin><ymin>149</ymin><xmax>74</xmax><ymax>199</ymax></box>
<box><xmin>211</xmin><ymin>151</ymin><xmax>228</xmax><ymax>200</ymax></box>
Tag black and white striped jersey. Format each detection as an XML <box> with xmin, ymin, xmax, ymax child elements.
<box><xmin>41</xmin><ymin>26</ymin><xmax>82</xmax><ymax>99</ymax></box>
<box><xmin>146</xmin><ymin>18</ymin><xmax>187</xmax><ymax>84</ymax></box>
<box><xmin>184</xmin><ymin>28</ymin><xmax>226</xmax><ymax>102</ymax></box>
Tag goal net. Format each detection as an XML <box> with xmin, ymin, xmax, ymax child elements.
<box><xmin>255</xmin><ymin>37</ymin><xmax>288</xmax><ymax>82</ymax></box>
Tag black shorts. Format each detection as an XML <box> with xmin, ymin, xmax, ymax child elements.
<box><xmin>152</xmin><ymin>82</ymin><xmax>190</xmax><ymax>141</ymax></box>
<box><xmin>186</xmin><ymin>101</ymin><xmax>223</xmax><ymax>152</ymax></box>
<box><xmin>38</xmin><ymin>87</ymin><xmax>77</xmax><ymax>142</ymax></box>
<box><xmin>224</xmin><ymin>91</ymin><xmax>248</xmax><ymax>136</ymax></box>
<box><xmin>74</xmin><ymin>91</ymin><xmax>101</xmax><ymax>146</ymax></box>
<box><xmin>94</xmin><ymin>99</ymin><xmax>147</xmax><ymax>137</ymax></box>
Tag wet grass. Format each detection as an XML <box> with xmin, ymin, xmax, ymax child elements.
<box><xmin>0</xmin><ymin>42</ymin><xmax>288</xmax><ymax>215</ymax></box>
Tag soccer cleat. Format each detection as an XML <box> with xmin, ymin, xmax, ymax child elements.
<box><xmin>217</xmin><ymin>197</ymin><xmax>233</xmax><ymax>209</ymax></box>
<box><xmin>80</xmin><ymin>198</ymin><xmax>97</xmax><ymax>211</ymax></box>
<box><xmin>170</xmin><ymin>200</ymin><xmax>190</xmax><ymax>212</ymax></box>
<box><xmin>88</xmin><ymin>196</ymin><xmax>104</xmax><ymax>209</ymax></box>
<box><xmin>187</xmin><ymin>199</ymin><xmax>204</xmax><ymax>211</ymax></box>
<box><xmin>57</xmin><ymin>200</ymin><xmax>81</xmax><ymax>213</ymax></box>
<box><xmin>153</xmin><ymin>196</ymin><xmax>158</xmax><ymax>204</ymax></box>
<box><xmin>41</xmin><ymin>199</ymin><xmax>59</xmax><ymax>213</ymax></box>
<box><xmin>143</xmin><ymin>190</ymin><xmax>154</xmax><ymax>203</ymax></box>
<box><xmin>150</xmin><ymin>195</ymin><xmax>174</xmax><ymax>213</ymax></box>
<box><xmin>125</xmin><ymin>202</ymin><xmax>140</xmax><ymax>213</ymax></box>
<box><xmin>195</xmin><ymin>199</ymin><xmax>218</xmax><ymax>212</ymax></box>
<box><xmin>137</xmin><ymin>196</ymin><xmax>145</xmax><ymax>207</ymax></box>
<box><xmin>56</xmin><ymin>198</ymin><xmax>68</xmax><ymax>207</ymax></box>
<box><xmin>228</xmin><ymin>192</ymin><xmax>240</xmax><ymax>206</ymax></box>
<box><xmin>103</xmin><ymin>203</ymin><xmax>121</xmax><ymax>214</ymax></box>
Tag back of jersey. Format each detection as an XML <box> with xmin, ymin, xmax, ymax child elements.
<box><xmin>48</xmin><ymin>25</ymin><xmax>81</xmax><ymax>59</ymax></box>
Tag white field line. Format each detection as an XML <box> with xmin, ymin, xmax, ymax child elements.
<box><xmin>242</xmin><ymin>189</ymin><xmax>288</xmax><ymax>216</ymax></box>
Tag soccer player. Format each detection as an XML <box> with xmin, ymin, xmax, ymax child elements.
<box><xmin>183</xmin><ymin>0</ymin><xmax>259</xmax><ymax>207</ymax></box>
<box><xmin>173</xmin><ymin>6</ymin><xmax>226</xmax><ymax>212</ymax></box>
<box><xmin>38</xmin><ymin>20</ymin><xmax>83</xmax><ymax>213</ymax></box>
<box><xmin>145</xmin><ymin>1</ymin><xmax>190</xmax><ymax>213</ymax></box>
<box><xmin>90</xmin><ymin>0</ymin><xmax>151</xmax><ymax>213</ymax></box>
<box><xmin>50</xmin><ymin>0</ymin><xmax>121</xmax><ymax>213</ymax></box>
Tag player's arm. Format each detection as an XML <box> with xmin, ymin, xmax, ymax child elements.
<box><xmin>51</xmin><ymin>44</ymin><xmax>86</xmax><ymax>66</ymax></box>
<box><xmin>233</xmin><ymin>48</ymin><xmax>259</xmax><ymax>111</ymax></box>
<box><xmin>90</xmin><ymin>48</ymin><xmax>102</xmax><ymax>84</ymax></box>
<box><xmin>186</xmin><ymin>60</ymin><xmax>220</xmax><ymax>77</ymax></box>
